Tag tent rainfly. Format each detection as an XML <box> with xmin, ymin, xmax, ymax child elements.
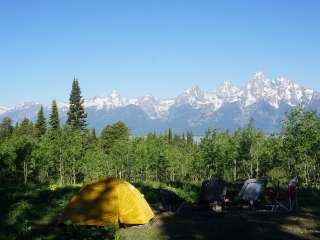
<box><xmin>61</xmin><ymin>177</ymin><xmax>154</xmax><ymax>226</ymax></box>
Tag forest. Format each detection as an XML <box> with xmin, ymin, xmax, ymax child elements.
<box><xmin>1</xmin><ymin>80</ymin><xmax>320</xmax><ymax>240</ymax></box>
<box><xmin>1</xmin><ymin>80</ymin><xmax>320</xmax><ymax>187</ymax></box>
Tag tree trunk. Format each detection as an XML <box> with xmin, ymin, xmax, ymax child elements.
<box><xmin>72</xmin><ymin>157</ymin><xmax>76</xmax><ymax>184</ymax></box>
<box><xmin>23</xmin><ymin>160</ymin><xmax>27</xmax><ymax>185</ymax></box>
<box><xmin>233</xmin><ymin>159</ymin><xmax>237</xmax><ymax>181</ymax></box>
<box><xmin>304</xmin><ymin>162</ymin><xmax>308</xmax><ymax>185</ymax></box>
<box><xmin>59</xmin><ymin>156</ymin><xmax>62</xmax><ymax>186</ymax></box>
<box><xmin>59</xmin><ymin>147</ymin><xmax>64</xmax><ymax>186</ymax></box>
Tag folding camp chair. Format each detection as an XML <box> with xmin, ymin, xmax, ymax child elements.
<box><xmin>200</xmin><ymin>178</ymin><xmax>227</xmax><ymax>212</ymax></box>
<box><xmin>269</xmin><ymin>178</ymin><xmax>298</xmax><ymax>212</ymax></box>
<box><xmin>236</xmin><ymin>178</ymin><xmax>267</xmax><ymax>209</ymax></box>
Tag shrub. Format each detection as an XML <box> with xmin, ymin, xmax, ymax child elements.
<box><xmin>6</xmin><ymin>200</ymin><xmax>32</xmax><ymax>234</ymax></box>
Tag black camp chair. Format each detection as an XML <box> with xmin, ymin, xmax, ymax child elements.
<box><xmin>236</xmin><ymin>178</ymin><xmax>267</xmax><ymax>209</ymax></box>
<box><xmin>266</xmin><ymin>178</ymin><xmax>298</xmax><ymax>212</ymax></box>
<box><xmin>200</xmin><ymin>178</ymin><xmax>227</xmax><ymax>212</ymax></box>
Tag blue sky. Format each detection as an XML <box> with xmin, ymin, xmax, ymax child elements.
<box><xmin>0</xmin><ymin>0</ymin><xmax>319</xmax><ymax>106</ymax></box>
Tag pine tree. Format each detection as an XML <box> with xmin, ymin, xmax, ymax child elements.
<box><xmin>186</xmin><ymin>131</ymin><xmax>193</xmax><ymax>145</ymax></box>
<box><xmin>182</xmin><ymin>133</ymin><xmax>186</xmax><ymax>142</ymax></box>
<box><xmin>90</xmin><ymin>128</ymin><xmax>97</xmax><ymax>140</ymax></box>
<box><xmin>0</xmin><ymin>117</ymin><xmax>13</xmax><ymax>140</ymax></box>
<box><xmin>87</xmin><ymin>128</ymin><xmax>97</xmax><ymax>145</ymax></box>
<box><xmin>15</xmin><ymin>118</ymin><xmax>34</xmax><ymax>136</ymax></box>
<box><xmin>67</xmin><ymin>78</ymin><xmax>87</xmax><ymax>130</ymax></box>
<box><xmin>35</xmin><ymin>105</ymin><xmax>47</xmax><ymax>137</ymax></box>
<box><xmin>168</xmin><ymin>128</ymin><xmax>172</xmax><ymax>144</ymax></box>
<box><xmin>49</xmin><ymin>100</ymin><xmax>60</xmax><ymax>130</ymax></box>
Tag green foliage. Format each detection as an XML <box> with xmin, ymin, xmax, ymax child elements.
<box><xmin>32</xmin><ymin>126</ymin><xmax>85</xmax><ymax>185</ymax></box>
<box><xmin>6</xmin><ymin>200</ymin><xmax>32</xmax><ymax>232</ymax></box>
<box><xmin>282</xmin><ymin>108</ymin><xmax>320</xmax><ymax>184</ymax></box>
<box><xmin>87</xmin><ymin>128</ymin><xmax>97</xmax><ymax>145</ymax></box>
<box><xmin>67</xmin><ymin>78</ymin><xmax>87</xmax><ymax>130</ymax></box>
<box><xmin>49</xmin><ymin>100</ymin><xmax>60</xmax><ymax>130</ymax></box>
<box><xmin>15</xmin><ymin>118</ymin><xmax>35</xmax><ymax>137</ymax></box>
<box><xmin>1</xmin><ymin>121</ymin><xmax>37</xmax><ymax>184</ymax></box>
<box><xmin>35</xmin><ymin>105</ymin><xmax>47</xmax><ymax>138</ymax></box>
<box><xmin>168</xmin><ymin>128</ymin><xmax>172</xmax><ymax>144</ymax></box>
<box><xmin>0</xmin><ymin>117</ymin><xmax>14</xmax><ymax>140</ymax></box>
<box><xmin>1</xmin><ymin>106</ymin><xmax>320</xmax><ymax>187</ymax></box>
<box><xmin>81</xmin><ymin>145</ymin><xmax>108</xmax><ymax>181</ymax></box>
<box><xmin>113</xmin><ymin>229</ymin><xmax>123</xmax><ymax>240</ymax></box>
<box><xmin>200</xmin><ymin>129</ymin><xmax>237</xmax><ymax>180</ymax></box>
<box><xmin>2</xmin><ymin>96</ymin><xmax>320</xmax><ymax>239</ymax></box>
<box><xmin>0</xmin><ymin>141</ymin><xmax>17</xmax><ymax>180</ymax></box>
<box><xmin>100</xmin><ymin>121</ymin><xmax>130</xmax><ymax>153</ymax></box>
<box><xmin>186</xmin><ymin>131</ymin><xmax>193</xmax><ymax>145</ymax></box>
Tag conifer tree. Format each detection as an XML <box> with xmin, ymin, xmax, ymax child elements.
<box><xmin>168</xmin><ymin>128</ymin><xmax>172</xmax><ymax>144</ymax></box>
<box><xmin>67</xmin><ymin>78</ymin><xmax>87</xmax><ymax>130</ymax></box>
<box><xmin>16</xmin><ymin>118</ymin><xmax>34</xmax><ymax>136</ymax></box>
<box><xmin>35</xmin><ymin>106</ymin><xmax>46</xmax><ymax>137</ymax></box>
<box><xmin>186</xmin><ymin>131</ymin><xmax>193</xmax><ymax>145</ymax></box>
<box><xmin>0</xmin><ymin>117</ymin><xmax>13</xmax><ymax>140</ymax></box>
<box><xmin>182</xmin><ymin>133</ymin><xmax>186</xmax><ymax>142</ymax></box>
<box><xmin>90</xmin><ymin>128</ymin><xmax>97</xmax><ymax>140</ymax></box>
<box><xmin>87</xmin><ymin>128</ymin><xmax>97</xmax><ymax>145</ymax></box>
<box><xmin>49</xmin><ymin>100</ymin><xmax>60</xmax><ymax>130</ymax></box>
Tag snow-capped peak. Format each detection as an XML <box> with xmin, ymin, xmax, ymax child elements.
<box><xmin>1</xmin><ymin>72</ymin><xmax>317</xmax><ymax>123</ymax></box>
<box><xmin>85</xmin><ymin>90</ymin><xmax>128</xmax><ymax>110</ymax></box>
<box><xmin>215</xmin><ymin>81</ymin><xmax>242</xmax><ymax>102</ymax></box>
<box><xmin>57</xmin><ymin>102</ymin><xmax>69</xmax><ymax>111</ymax></box>
<box><xmin>174</xmin><ymin>86</ymin><xmax>223</xmax><ymax>112</ymax></box>
<box><xmin>217</xmin><ymin>81</ymin><xmax>234</xmax><ymax>91</ymax></box>
<box><xmin>253</xmin><ymin>71</ymin><xmax>266</xmax><ymax>81</ymax></box>
<box><xmin>275</xmin><ymin>76</ymin><xmax>290</xmax><ymax>84</ymax></box>
<box><xmin>185</xmin><ymin>86</ymin><xmax>204</xmax><ymax>97</ymax></box>
<box><xmin>274</xmin><ymin>76</ymin><xmax>313</xmax><ymax>106</ymax></box>
<box><xmin>243</xmin><ymin>72</ymin><xmax>277</xmax><ymax>107</ymax></box>
<box><xmin>239</xmin><ymin>72</ymin><xmax>315</xmax><ymax>108</ymax></box>
<box><xmin>135</xmin><ymin>95</ymin><xmax>174</xmax><ymax>119</ymax></box>
<box><xmin>0</xmin><ymin>106</ymin><xmax>10</xmax><ymax>115</ymax></box>
<box><xmin>110</xmin><ymin>90</ymin><xmax>120</xmax><ymax>98</ymax></box>
<box><xmin>14</xmin><ymin>101</ymin><xmax>41</xmax><ymax>110</ymax></box>
<box><xmin>249</xmin><ymin>71</ymin><xmax>272</xmax><ymax>86</ymax></box>
<box><xmin>175</xmin><ymin>86</ymin><xmax>208</xmax><ymax>107</ymax></box>
<box><xmin>139</xmin><ymin>95</ymin><xmax>158</xmax><ymax>103</ymax></box>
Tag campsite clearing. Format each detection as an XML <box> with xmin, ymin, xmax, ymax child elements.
<box><xmin>120</xmin><ymin>208</ymin><xmax>320</xmax><ymax>240</ymax></box>
<box><xmin>1</xmin><ymin>183</ymin><xmax>320</xmax><ymax>240</ymax></box>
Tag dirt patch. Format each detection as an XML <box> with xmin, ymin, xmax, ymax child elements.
<box><xmin>121</xmin><ymin>208</ymin><xmax>320</xmax><ymax>240</ymax></box>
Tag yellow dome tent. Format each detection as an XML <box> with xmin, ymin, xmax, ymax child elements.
<box><xmin>61</xmin><ymin>177</ymin><xmax>154</xmax><ymax>226</ymax></box>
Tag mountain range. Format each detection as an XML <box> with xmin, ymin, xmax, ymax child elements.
<box><xmin>1</xmin><ymin>72</ymin><xmax>319</xmax><ymax>135</ymax></box>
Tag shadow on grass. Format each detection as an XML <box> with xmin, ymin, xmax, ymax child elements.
<box><xmin>157</xmin><ymin>186</ymin><xmax>320</xmax><ymax>240</ymax></box>
<box><xmin>1</xmin><ymin>183</ymin><xmax>320</xmax><ymax>240</ymax></box>
<box><xmin>122</xmin><ymin>184</ymin><xmax>320</xmax><ymax>240</ymax></box>
<box><xmin>158</xmin><ymin>211</ymin><xmax>313</xmax><ymax>240</ymax></box>
<box><xmin>0</xmin><ymin>184</ymin><xmax>86</xmax><ymax>240</ymax></box>
<box><xmin>134</xmin><ymin>182</ymin><xmax>186</xmax><ymax>212</ymax></box>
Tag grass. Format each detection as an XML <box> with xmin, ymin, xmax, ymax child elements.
<box><xmin>123</xmin><ymin>183</ymin><xmax>320</xmax><ymax>240</ymax></box>
<box><xmin>120</xmin><ymin>208</ymin><xmax>320</xmax><ymax>240</ymax></box>
<box><xmin>0</xmin><ymin>182</ymin><xmax>319</xmax><ymax>240</ymax></box>
<box><xmin>0</xmin><ymin>184</ymin><xmax>116</xmax><ymax>240</ymax></box>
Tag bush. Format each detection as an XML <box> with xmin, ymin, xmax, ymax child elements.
<box><xmin>6</xmin><ymin>200</ymin><xmax>32</xmax><ymax>235</ymax></box>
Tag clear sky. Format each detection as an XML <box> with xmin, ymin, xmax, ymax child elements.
<box><xmin>1</xmin><ymin>0</ymin><xmax>319</xmax><ymax>107</ymax></box>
